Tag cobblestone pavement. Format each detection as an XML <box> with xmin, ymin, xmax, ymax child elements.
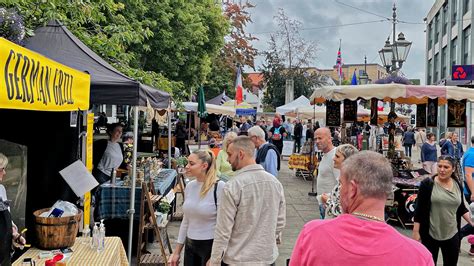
<box><xmin>166</xmin><ymin>153</ymin><xmax>473</xmax><ymax>265</ymax></box>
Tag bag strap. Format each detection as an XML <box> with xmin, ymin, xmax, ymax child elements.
<box><xmin>213</xmin><ymin>181</ymin><xmax>218</xmax><ymax>210</ymax></box>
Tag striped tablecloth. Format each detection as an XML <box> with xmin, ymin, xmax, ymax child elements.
<box><xmin>13</xmin><ymin>237</ymin><xmax>128</xmax><ymax>266</ymax></box>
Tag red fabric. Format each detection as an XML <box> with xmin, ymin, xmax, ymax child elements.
<box><xmin>235</xmin><ymin>67</ymin><xmax>243</xmax><ymax>105</ymax></box>
<box><xmin>290</xmin><ymin>214</ymin><xmax>433</xmax><ymax>266</ymax></box>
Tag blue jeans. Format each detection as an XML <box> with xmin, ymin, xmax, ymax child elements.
<box><xmin>319</xmin><ymin>204</ymin><xmax>326</xmax><ymax>219</ymax></box>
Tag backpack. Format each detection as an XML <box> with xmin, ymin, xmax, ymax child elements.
<box><xmin>272</xmin><ymin>126</ymin><xmax>283</xmax><ymax>141</ymax></box>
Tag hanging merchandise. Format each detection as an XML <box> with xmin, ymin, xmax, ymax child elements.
<box><xmin>370</xmin><ymin>98</ymin><xmax>378</xmax><ymax>125</ymax></box>
<box><xmin>343</xmin><ymin>99</ymin><xmax>357</xmax><ymax>122</ymax></box>
<box><xmin>416</xmin><ymin>104</ymin><xmax>427</xmax><ymax>128</ymax></box>
<box><xmin>427</xmin><ymin>98</ymin><xmax>438</xmax><ymax>127</ymax></box>
<box><xmin>447</xmin><ymin>99</ymin><xmax>466</xmax><ymax>128</ymax></box>
<box><xmin>326</xmin><ymin>100</ymin><xmax>341</xmax><ymax>127</ymax></box>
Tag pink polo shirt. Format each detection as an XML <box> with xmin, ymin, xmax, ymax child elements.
<box><xmin>290</xmin><ymin>214</ymin><xmax>433</xmax><ymax>266</ymax></box>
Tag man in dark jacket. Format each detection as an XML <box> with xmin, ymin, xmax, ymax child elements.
<box><xmin>293</xmin><ymin>119</ymin><xmax>303</xmax><ymax>153</ymax></box>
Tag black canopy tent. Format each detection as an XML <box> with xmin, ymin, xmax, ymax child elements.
<box><xmin>23</xmin><ymin>20</ymin><xmax>172</xmax><ymax>262</ymax></box>
<box><xmin>206</xmin><ymin>92</ymin><xmax>230</xmax><ymax>105</ymax></box>
<box><xmin>24</xmin><ymin>20</ymin><xmax>170</xmax><ymax>109</ymax></box>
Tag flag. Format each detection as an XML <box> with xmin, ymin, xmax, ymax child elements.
<box><xmin>220</xmin><ymin>91</ymin><xmax>227</xmax><ymax>105</ymax></box>
<box><xmin>197</xmin><ymin>86</ymin><xmax>207</xmax><ymax>118</ymax></box>
<box><xmin>351</xmin><ymin>70</ymin><xmax>357</xmax><ymax>85</ymax></box>
<box><xmin>235</xmin><ymin>67</ymin><xmax>243</xmax><ymax>105</ymax></box>
<box><xmin>336</xmin><ymin>43</ymin><xmax>343</xmax><ymax>79</ymax></box>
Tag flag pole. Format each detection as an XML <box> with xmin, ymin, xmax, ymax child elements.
<box><xmin>339</xmin><ymin>39</ymin><xmax>342</xmax><ymax>86</ymax></box>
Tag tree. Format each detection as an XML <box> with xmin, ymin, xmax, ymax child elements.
<box><xmin>261</xmin><ymin>9</ymin><xmax>325</xmax><ymax>109</ymax></box>
<box><xmin>204</xmin><ymin>0</ymin><xmax>258</xmax><ymax>100</ymax></box>
<box><xmin>2</xmin><ymin>0</ymin><xmax>230</xmax><ymax>101</ymax></box>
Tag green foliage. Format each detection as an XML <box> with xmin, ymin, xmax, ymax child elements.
<box><xmin>3</xmin><ymin>0</ymin><xmax>229</xmax><ymax>102</ymax></box>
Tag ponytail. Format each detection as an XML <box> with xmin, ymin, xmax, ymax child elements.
<box><xmin>192</xmin><ymin>149</ymin><xmax>218</xmax><ymax>198</ymax></box>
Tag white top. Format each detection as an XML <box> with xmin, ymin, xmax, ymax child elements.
<box><xmin>316</xmin><ymin>148</ymin><xmax>340</xmax><ymax>196</ymax></box>
<box><xmin>177</xmin><ymin>180</ymin><xmax>225</xmax><ymax>244</ymax></box>
<box><xmin>0</xmin><ymin>184</ymin><xmax>9</xmax><ymax>211</ymax></box>
<box><xmin>97</xmin><ymin>141</ymin><xmax>123</xmax><ymax>176</ymax></box>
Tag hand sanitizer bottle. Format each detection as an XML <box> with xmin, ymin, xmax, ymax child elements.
<box><xmin>91</xmin><ymin>222</ymin><xmax>99</xmax><ymax>249</ymax></box>
<box><xmin>98</xmin><ymin>219</ymin><xmax>106</xmax><ymax>252</ymax></box>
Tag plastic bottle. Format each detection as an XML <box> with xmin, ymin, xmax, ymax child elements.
<box><xmin>91</xmin><ymin>222</ymin><xmax>99</xmax><ymax>249</ymax></box>
<box><xmin>98</xmin><ymin>219</ymin><xmax>106</xmax><ymax>252</ymax></box>
<box><xmin>111</xmin><ymin>169</ymin><xmax>117</xmax><ymax>186</ymax></box>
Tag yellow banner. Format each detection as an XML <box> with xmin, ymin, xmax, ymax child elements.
<box><xmin>84</xmin><ymin>113</ymin><xmax>94</xmax><ymax>228</ymax></box>
<box><xmin>0</xmin><ymin>38</ymin><xmax>90</xmax><ymax>111</ymax></box>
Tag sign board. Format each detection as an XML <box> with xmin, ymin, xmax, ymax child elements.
<box><xmin>427</xmin><ymin>98</ymin><xmax>438</xmax><ymax>127</ymax></box>
<box><xmin>0</xmin><ymin>37</ymin><xmax>90</xmax><ymax>111</ymax></box>
<box><xmin>452</xmin><ymin>65</ymin><xmax>474</xmax><ymax>80</ymax></box>
<box><xmin>282</xmin><ymin>140</ymin><xmax>294</xmax><ymax>156</ymax></box>
<box><xmin>325</xmin><ymin>100</ymin><xmax>341</xmax><ymax>127</ymax></box>
<box><xmin>343</xmin><ymin>99</ymin><xmax>357</xmax><ymax>122</ymax></box>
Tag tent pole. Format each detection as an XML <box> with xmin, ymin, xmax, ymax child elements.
<box><xmin>127</xmin><ymin>106</ymin><xmax>139</xmax><ymax>264</ymax></box>
<box><xmin>168</xmin><ymin>100</ymin><xmax>172</xmax><ymax>168</ymax></box>
<box><xmin>198</xmin><ymin>118</ymin><xmax>202</xmax><ymax>149</ymax></box>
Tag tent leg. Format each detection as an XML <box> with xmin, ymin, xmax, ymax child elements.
<box><xmin>168</xmin><ymin>101</ymin><xmax>172</xmax><ymax>168</ymax></box>
<box><xmin>127</xmin><ymin>106</ymin><xmax>139</xmax><ymax>265</ymax></box>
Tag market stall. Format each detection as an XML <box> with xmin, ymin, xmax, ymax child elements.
<box><xmin>0</xmin><ymin>37</ymin><xmax>92</xmax><ymax>263</ymax></box>
<box><xmin>276</xmin><ymin>95</ymin><xmax>311</xmax><ymax>115</ymax></box>
<box><xmin>24</xmin><ymin>20</ymin><xmax>172</xmax><ymax>263</ymax></box>
<box><xmin>223</xmin><ymin>100</ymin><xmax>257</xmax><ymax>116</ymax></box>
<box><xmin>309</xmin><ymin>83</ymin><xmax>474</xmax><ymax>226</ymax></box>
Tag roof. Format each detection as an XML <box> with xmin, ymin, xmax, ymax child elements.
<box><xmin>246</xmin><ymin>72</ymin><xmax>263</xmax><ymax>87</ymax></box>
<box><xmin>24</xmin><ymin>20</ymin><xmax>170</xmax><ymax>109</ymax></box>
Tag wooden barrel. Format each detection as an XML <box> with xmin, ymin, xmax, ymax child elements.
<box><xmin>33</xmin><ymin>208</ymin><xmax>82</xmax><ymax>249</ymax></box>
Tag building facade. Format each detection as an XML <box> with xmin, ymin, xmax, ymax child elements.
<box><xmin>316</xmin><ymin>63</ymin><xmax>387</xmax><ymax>84</ymax></box>
<box><xmin>426</xmin><ymin>0</ymin><xmax>473</xmax><ymax>85</ymax></box>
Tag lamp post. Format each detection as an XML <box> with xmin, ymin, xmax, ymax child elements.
<box><xmin>378</xmin><ymin>4</ymin><xmax>412</xmax><ymax>75</ymax></box>
<box><xmin>377</xmin><ymin>3</ymin><xmax>412</xmax><ymax>159</ymax></box>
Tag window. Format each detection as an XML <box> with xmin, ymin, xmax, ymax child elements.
<box><xmin>428</xmin><ymin>59</ymin><xmax>432</xmax><ymax>85</ymax></box>
<box><xmin>463</xmin><ymin>26</ymin><xmax>471</xmax><ymax>64</ymax></box>
<box><xmin>434</xmin><ymin>14</ymin><xmax>440</xmax><ymax>43</ymax></box>
<box><xmin>443</xmin><ymin>4</ymin><xmax>448</xmax><ymax>34</ymax></box>
<box><xmin>428</xmin><ymin>23</ymin><xmax>433</xmax><ymax>49</ymax></box>
<box><xmin>434</xmin><ymin>53</ymin><xmax>439</xmax><ymax>82</ymax></box>
<box><xmin>453</xmin><ymin>0</ymin><xmax>458</xmax><ymax>26</ymax></box>
<box><xmin>464</xmin><ymin>0</ymin><xmax>471</xmax><ymax>15</ymax></box>
<box><xmin>441</xmin><ymin>47</ymin><xmax>447</xmax><ymax>79</ymax></box>
<box><xmin>452</xmin><ymin>37</ymin><xmax>458</xmax><ymax>66</ymax></box>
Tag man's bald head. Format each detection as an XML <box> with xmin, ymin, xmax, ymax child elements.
<box><xmin>315</xmin><ymin>127</ymin><xmax>333</xmax><ymax>153</ymax></box>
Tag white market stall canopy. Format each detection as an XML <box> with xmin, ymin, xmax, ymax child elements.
<box><xmin>310</xmin><ymin>84</ymin><xmax>474</xmax><ymax>105</ymax></box>
<box><xmin>182</xmin><ymin>102</ymin><xmax>235</xmax><ymax>116</ymax></box>
<box><xmin>289</xmin><ymin>105</ymin><xmax>409</xmax><ymax>122</ymax></box>
<box><xmin>276</xmin><ymin>95</ymin><xmax>311</xmax><ymax>115</ymax></box>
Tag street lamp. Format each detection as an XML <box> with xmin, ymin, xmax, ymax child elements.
<box><xmin>378</xmin><ymin>4</ymin><xmax>412</xmax><ymax>74</ymax></box>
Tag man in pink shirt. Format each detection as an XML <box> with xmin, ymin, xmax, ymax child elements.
<box><xmin>290</xmin><ymin>151</ymin><xmax>434</xmax><ymax>266</ymax></box>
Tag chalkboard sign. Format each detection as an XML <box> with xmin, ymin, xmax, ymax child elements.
<box><xmin>370</xmin><ymin>98</ymin><xmax>378</xmax><ymax>125</ymax></box>
<box><xmin>326</xmin><ymin>100</ymin><xmax>341</xmax><ymax>127</ymax></box>
<box><xmin>343</xmin><ymin>100</ymin><xmax>357</xmax><ymax>122</ymax></box>
<box><xmin>416</xmin><ymin>104</ymin><xmax>427</xmax><ymax>128</ymax></box>
<box><xmin>447</xmin><ymin>99</ymin><xmax>466</xmax><ymax>128</ymax></box>
<box><xmin>427</xmin><ymin>98</ymin><xmax>438</xmax><ymax>127</ymax></box>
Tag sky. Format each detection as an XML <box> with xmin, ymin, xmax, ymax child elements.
<box><xmin>245</xmin><ymin>0</ymin><xmax>435</xmax><ymax>83</ymax></box>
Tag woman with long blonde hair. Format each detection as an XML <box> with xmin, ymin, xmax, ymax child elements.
<box><xmin>168</xmin><ymin>150</ymin><xmax>225</xmax><ymax>266</ymax></box>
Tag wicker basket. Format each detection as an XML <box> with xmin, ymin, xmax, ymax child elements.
<box><xmin>33</xmin><ymin>208</ymin><xmax>82</xmax><ymax>249</ymax></box>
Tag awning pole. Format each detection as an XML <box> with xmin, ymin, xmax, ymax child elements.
<box><xmin>127</xmin><ymin>106</ymin><xmax>139</xmax><ymax>264</ymax></box>
<box><xmin>168</xmin><ymin>100</ymin><xmax>172</xmax><ymax>168</ymax></box>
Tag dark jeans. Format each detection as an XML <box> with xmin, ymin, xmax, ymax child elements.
<box><xmin>176</xmin><ymin>137</ymin><xmax>186</xmax><ymax>154</ymax></box>
<box><xmin>422</xmin><ymin>233</ymin><xmax>460</xmax><ymax>266</ymax></box>
<box><xmin>404</xmin><ymin>144</ymin><xmax>412</xmax><ymax>157</ymax></box>
<box><xmin>184</xmin><ymin>238</ymin><xmax>213</xmax><ymax>266</ymax></box>
<box><xmin>294</xmin><ymin>137</ymin><xmax>301</xmax><ymax>153</ymax></box>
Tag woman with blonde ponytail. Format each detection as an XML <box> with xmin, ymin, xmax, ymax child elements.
<box><xmin>168</xmin><ymin>150</ymin><xmax>225</xmax><ymax>266</ymax></box>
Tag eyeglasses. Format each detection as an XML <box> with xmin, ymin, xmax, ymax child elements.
<box><xmin>438</xmin><ymin>155</ymin><xmax>456</xmax><ymax>162</ymax></box>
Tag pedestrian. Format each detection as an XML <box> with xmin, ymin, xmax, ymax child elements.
<box><xmin>290</xmin><ymin>151</ymin><xmax>433</xmax><ymax>266</ymax></box>
<box><xmin>168</xmin><ymin>150</ymin><xmax>225</xmax><ymax>266</ymax></box>
<box><xmin>269</xmin><ymin>116</ymin><xmax>287</xmax><ymax>155</ymax></box>
<box><xmin>441</xmin><ymin>132</ymin><xmax>464</xmax><ymax>160</ymax></box>
<box><xmin>305</xmin><ymin>122</ymin><xmax>314</xmax><ymax>142</ymax></box>
<box><xmin>293</xmin><ymin>119</ymin><xmax>303</xmax><ymax>153</ymax></box>
<box><xmin>248</xmin><ymin>126</ymin><xmax>280</xmax><ymax>177</ymax></box>
<box><xmin>315</xmin><ymin>128</ymin><xmax>339</xmax><ymax>219</ymax></box>
<box><xmin>175</xmin><ymin>120</ymin><xmax>187</xmax><ymax>155</ymax></box>
<box><xmin>238</xmin><ymin>116</ymin><xmax>251</xmax><ymax>136</ymax></box>
<box><xmin>461</xmin><ymin>136</ymin><xmax>474</xmax><ymax>255</ymax></box>
<box><xmin>413</xmin><ymin>155</ymin><xmax>473</xmax><ymax>265</ymax></box>
<box><xmin>216</xmin><ymin>132</ymin><xmax>238</xmax><ymax>182</ymax></box>
<box><xmin>209</xmin><ymin>136</ymin><xmax>286</xmax><ymax>265</ymax></box>
<box><xmin>439</xmin><ymin>132</ymin><xmax>453</xmax><ymax>155</ymax></box>
<box><xmin>421</xmin><ymin>133</ymin><xmax>438</xmax><ymax>175</ymax></box>
<box><xmin>402</xmin><ymin>127</ymin><xmax>415</xmax><ymax>157</ymax></box>
<box><xmin>324</xmin><ymin>144</ymin><xmax>359</xmax><ymax>219</ymax></box>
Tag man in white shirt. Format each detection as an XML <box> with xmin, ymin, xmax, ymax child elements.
<box><xmin>209</xmin><ymin>136</ymin><xmax>286</xmax><ymax>265</ymax></box>
<box><xmin>315</xmin><ymin>127</ymin><xmax>340</xmax><ymax>219</ymax></box>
